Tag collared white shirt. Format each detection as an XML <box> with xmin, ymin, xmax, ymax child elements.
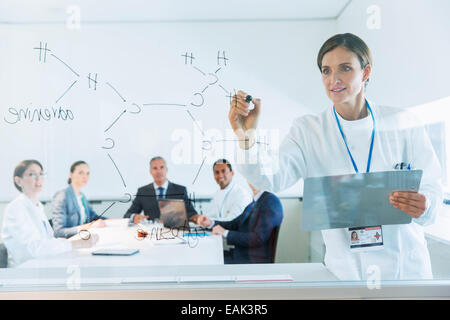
<box><xmin>76</xmin><ymin>194</ymin><xmax>87</xmax><ymax>224</ymax></box>
<box><xmin>129</xmin><ymin>180</ymin><xmax>170</xmax><ymax>222</ymax></box>
<box><xmin>253</xmin><ymin>190</ymin><xmax>264</xmax><ymax>202</ymax></box>
<box><xmin>1</xmin><ymin>194</ymin><xmax>72</xmax><ymax>267</ymax></box>
<box><xmin>237</xmin><ymin>102</ymin><xmax>443</xmax><ymax>281</ymax></box>
<box><xmin>207</xmin><ymin>180</ymin><xmax>253</xmax><ymax>221</ymax></box>
<box><xmin>154</xmin><ymin>180</ymin><xmax>169</xmax><ymax>198</ymax></box>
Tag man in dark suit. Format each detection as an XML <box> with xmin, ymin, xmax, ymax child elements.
<box><xmin>197</xmin><ymin>183</ymin><xmax>283</xmax><ymax>264</ymax></box>
<box><xmin>124</xmin><ymin>156</ymin><xmax>198</xmax><ymax>224</ymax></box>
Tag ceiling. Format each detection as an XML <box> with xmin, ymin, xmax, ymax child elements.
<box><xmin>0</xmin><ymin>0</ymin><xmax>351</xmax><ymax>23</ymax></box>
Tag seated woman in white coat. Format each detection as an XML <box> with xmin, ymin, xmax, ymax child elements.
<box><xmin>229</xmin><ymin>33</ymin><xmax>443</xmax><ymax>281</ymax></box>
<box><xmin>1</xmin><ymin>160</ymin><xmax>98</xmax><ymax>267</ymax></box>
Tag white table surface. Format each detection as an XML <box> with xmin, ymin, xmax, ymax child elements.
<box><xmin>17</xmin><ymin>219</ymin><xmax>224</xmax><ymax>268</ymax></box>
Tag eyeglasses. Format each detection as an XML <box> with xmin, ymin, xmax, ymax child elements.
<box><xmin>25</xmin><ymin>172</ymin><xmax>47</xmax><ymax>179</ymax></box>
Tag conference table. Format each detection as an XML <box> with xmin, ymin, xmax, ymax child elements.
<box><xmin>4</xmin><ymin>220</ymin><xmax>351</xmax><ymax>298</ymax></box>
<box><xmin>17</xmin><ymin>219</ymin><xmax>224</xmax><ymax>268</ymax></box>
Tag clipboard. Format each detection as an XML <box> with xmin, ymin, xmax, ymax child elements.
<box><xmin>301</xmin><ymin>170</ymin><xmax>422</xmax><ymax>231</ymax></box>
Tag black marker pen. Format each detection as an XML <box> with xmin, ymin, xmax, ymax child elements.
<box><xmin>245</xmin><ymin>94</ymin><xmax>255</xmax><ymax>110</ymax></box>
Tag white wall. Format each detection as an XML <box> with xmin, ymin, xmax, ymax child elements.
<box><xmin>337</xmin><ymin>0</ymin><xmax>450</xmax><ymax>108</ymax></box>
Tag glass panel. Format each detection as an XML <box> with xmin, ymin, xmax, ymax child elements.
<box><xmin>0</xmin><ymin>0</ymin><xmax>449</xmax><ymax>299</ymax></box>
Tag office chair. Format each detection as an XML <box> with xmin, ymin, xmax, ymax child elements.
<box><xmin>268</xmin><ymin>226</ymin><xmax>281</xmax><ymax>263</ymax></box>
<box><xmin>0</xmin><ymin>243</ymin><xmax>8</xmax><ymax>268</ymax></box>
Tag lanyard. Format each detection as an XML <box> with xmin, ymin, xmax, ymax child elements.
<box><xmin>333</xmin><ymin>100</ymin><xmax>375</xmax><ymax>173</ymax></box>
<box><xmin>218</xmin><ymin>183</ymin><xmax>235</xmax><ymax>218</ymax></box>
<box><xmin>42</xmin><ymin>221</ymin><xmax>50</xmax><ymax>236</ymax></box>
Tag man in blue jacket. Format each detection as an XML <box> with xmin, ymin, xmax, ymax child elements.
<box><xmin>197</xmin><ymin>183</ymin><xmax>283</xmax><ymax>264</ymax></box>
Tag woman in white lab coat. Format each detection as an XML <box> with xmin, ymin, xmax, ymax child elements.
<box><xmin>1</xmin><ymin>160</ymin><xmax>98</xmax><ymax>267</ymax></box>
<box><xmin>229</xmin><ymin>33</ymin><xmax>443</xmax><ymax>280</ymax></box>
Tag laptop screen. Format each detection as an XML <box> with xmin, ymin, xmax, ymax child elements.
<box><xmin>157</xmin><ymin>199</ymin><xmax>190</xmax><ymax>230</ymax></box>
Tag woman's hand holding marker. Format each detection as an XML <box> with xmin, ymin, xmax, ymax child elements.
<box><xmin>228</xmin><ymin>90</ymin><xmax>261</xmax><ymax>149</ymax></box>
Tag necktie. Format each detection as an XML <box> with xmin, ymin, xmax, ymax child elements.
<box><xmin>157</xmin><ymin>187</ymin><xmax>165</xmax><ymax>199</ymax></box>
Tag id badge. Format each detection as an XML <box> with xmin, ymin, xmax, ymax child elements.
<box><xmin>349</xmin><ymin>226</ymin><xmax>384</xmax><ymax>252</ymax></box>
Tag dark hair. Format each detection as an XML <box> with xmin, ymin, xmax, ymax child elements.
<box><xmin>68</xmin><ymin>160</ymin><xmax>88</xmax><ymax>184</ymax></box>
<box><xmin>213</xmin><ymin>159</ymin><xmax>232</xmax><ymax>172</ymax></box>
<box><xmin>317</xmin><ymin>33</ymin><xmax>373</xmax><ymax>87</ymax></box>
<box><xmin>13</xmin><ymin>160</ymin><xmax>44</xmax><ymax>192</ymax></box>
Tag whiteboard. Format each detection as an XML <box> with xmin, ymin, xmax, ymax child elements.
<box><xmin>0</xmin><ymin>21</ymin><xmax>332</xmax><ymax>201</ymax></box>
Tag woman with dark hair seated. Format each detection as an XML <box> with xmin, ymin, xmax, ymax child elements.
<box><xmin>52</xmin><ymin>161</ymin><xmax>107</xmax><ymax>239</ymax></box>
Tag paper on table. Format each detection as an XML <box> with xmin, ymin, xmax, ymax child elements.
<box><xmin>93</xmin><ymin>242</ymin><xmax>124</xmax><ymax>249</ymax></box>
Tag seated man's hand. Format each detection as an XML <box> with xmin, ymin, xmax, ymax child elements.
<box><xmin>212</xmin><ymin>225</ymin><xmax>226</xmax><ymax>236</ymax></box>
<box><xmin>196</xmin><ymin>215</ymin><xmax>212</xmax><ymax>227</ymax></box>
<box><xmin>133</xmin><ymin>214</ymin><xmax>149</xmax><ymax>224</ymax></box>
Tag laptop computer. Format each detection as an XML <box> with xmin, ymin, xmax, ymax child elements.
<box><xmin>301</xmin><ymin>170</ymin><xmax>423</xmax><ymax>231</ymax></box>
<box><xmin>158</xmin><ymin>199</ymin><xmax>191</xmax><ymax>231</ymax></box>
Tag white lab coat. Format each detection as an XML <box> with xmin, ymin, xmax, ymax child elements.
<box><xmin>238</xmin><ymin>101</ymin><xmax>443</xmax><ymax>280</ymax></box>
<box><xmin>206</xmin><ymin>181</ymin><xmax>253</xmax><ymax>221</ymax></box>
<box><xmin>1</xmin><ymin>194</ymin><xmax>72</xmax><ymax>267</ymax></box>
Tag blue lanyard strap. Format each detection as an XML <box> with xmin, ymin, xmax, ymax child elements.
<box><xmin>333</xmin><ymin>100</ymin><xmax>375</xmax><ymax>174</ymax></box>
